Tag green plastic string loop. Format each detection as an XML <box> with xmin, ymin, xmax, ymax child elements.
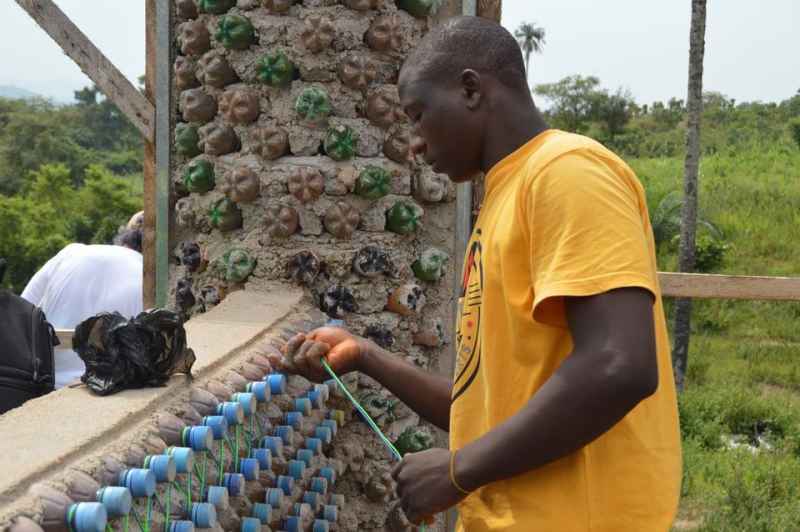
<box><xmin>321</xmin><ymin>359</ymin><xmax>427</xmax><ymax>531</ymax></box>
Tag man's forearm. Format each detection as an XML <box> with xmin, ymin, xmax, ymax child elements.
<box><xmin>455</xmin><ymin>347</ymin><xmax>655</xmax><ymax>490</ymax></box>
<box><xmin>359</xmin><ymin>344</ymin><xmax>452</xmax><ymax>431</ymax></box>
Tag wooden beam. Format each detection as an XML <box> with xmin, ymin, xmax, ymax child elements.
<box><xmin>478</xmin><ymin>0</ymin><xmax>502</xmax><ymax>21</ymax></box>
<box><xmin>15</xmin><ymin>0</ymin><xmax>154</xmax><ymax>142</ymax></box>
<box><xmin>142</xmin><ymin>0</ymin><xmax>156</xmax><ymax>309</ymax></box>
<box><xmin>659</xmin><ymin>272</ymin><xmax>800</xmax><ymax>301</ymax></box>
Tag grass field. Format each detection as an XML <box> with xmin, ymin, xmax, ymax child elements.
<box><xmin>628</xmin><ymin>143</ymin><xmax>800</xmax><ymax>530</ymax></box>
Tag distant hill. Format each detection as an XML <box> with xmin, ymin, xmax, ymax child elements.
<box><xmin>0</xmin><ymin>85</ymin><xmax>41</xmax><ymax>100</ymax></box>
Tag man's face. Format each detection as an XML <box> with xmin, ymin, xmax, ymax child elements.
<box><xmin>398</xmin><ymin>67</ymin><xmax>483</xmax><ymax>183</ymax></box>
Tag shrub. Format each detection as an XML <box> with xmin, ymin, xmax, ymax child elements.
<box><xmin>789</xmin><ymin>117</ymin><xmax>800</xmax><ymax>149</ymax></box>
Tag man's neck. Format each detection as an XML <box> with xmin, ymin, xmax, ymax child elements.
<box><xmin>481</xmin><ymin>101</ymin><xmax>549</xmax><ymax>174</ymax></box>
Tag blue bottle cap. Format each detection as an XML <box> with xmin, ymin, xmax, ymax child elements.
<box><xmin>266</xmin><ymin>487</ymin><xmax>283</xmax><ymax>509</ymax></box>
<box><xmin>287</xmin><ymin>459</ymin><xmax>305</xmax><ymax>480</ymax></box>
<box><xmin>319</xmin><ymin>467</ymin><xmax>336</xmax><ymax>486</ymax></box>
<box><xmin>119</xmin><ymin>469</ymin><xmax>156</xmax><ymax>498</ymax></box>
<box><xmin>190</xmin><ymin>503</ymin><xmax>217</xmax><ymax>529</ymax></box>
<box><xmin>302</xmin><ymin>491</ymin><xmax>321</xmax><ymax>510</ymax></box>
<box><xmin>250</xmin><ymin>448</ymin><xmax>272</xmax><ymax>470</ymax></box>
<box><xmin>67</xmin><ymin>503</ymin><xmax>107</xmax><ymax>532</ymax></box>
<box><xmin>217</xmin><ymin>401</ymin><xmax>245</xmax><ymax>426</ymax></box>
<box><xmin>294</xmin><ymin>398</ymin><xmax>312</xmax><ymax>415</ymax></box>
<box><xmin>206</xmin><ymin>485</ymin><xmax>229</xmax><ymax>510</ymax></box>
<box><xmin>305</xmin><ymin>437</ymin><xmax>323</xmax><ymax>455</ymax></box>
<box><xmin>224</xmin><ymin>472</ymin><xmax>245</xmax><ymax>497</ymax></box>
<box><xmin>306</xmin><ymin>390</ymin><xmax>324</xmax><ymax>409</ymax></box>
<box><xmin>266</xmin><ymin>374</ymin><xmax>287</xmax><ymax>395</ymax></box>
<box><xmin>240</xmin><ymin>458</ymin><xmax>260</xmax><ymax>481</ymax></box>
<box><xmin>247</xmin><ymin>381</ymin><xmax>271</xmax><ymax>402</ymax></box>
<box><xmin>320</xmin><ymin>419</ymin><xmax>337</xmax><ymax>437</ymax></box>
<box><xmin>274</xmin><ymin>425</ymin><xmax>294</xmax><ymax>445</ymax></box>
<box><xmin>312</xmin><ymin>519</ymin><xmax>330</xmax><ymax>532</ymax></box>
<box><xmin>144</xmin><ymin>454</ymin><xmax>176</xmax><ymax>483</ymax></box>
<box><xmin>96</xmin><ymin>487</ymin><xmax>132</xmax><ymax>517</ymax></box>
<box><xmin>314</xmin><ymin>426</ymin><xmax>332</xmax><ymax>444</ymax></box>
<box><xmin>322</xmin><ymin>504</ymin><xmax>338</xmax><ymax>523</ymax></box>
<box><xmin>310</xmin><ymin>476</ymin><xmax>328</xmax><ymax>495</ymax></box>
<box><xmin>277</xmin><ymin>474</ymin><xmax>294</xmax><ymax>495</ymax></box>
<box><xmin>296</xmin><ymin>448</ymin><xmax>314</xmax><ymax>467</ymax></box>
<box><xmin>285</xmin><ymin>411</ymin><xmax>304</xmax><ymax>430</ymax></box>
<box><xmin>232</xmin><ymin>392</ymin><xmax>258</xmax><ymax>416</ymax></box>
<box><xmin>284</xmin><ymin>516</ymin><xmax>301</xmax><ymax>532</ymax></box>
<box><xmin>182</xmin><ymin>426</ymin><xmax>213</xmax><ymax>451</ymax></box>
<box><xmin>241</xmin><ymin>517</ymin><xmax>262</xmax><ymax>532</ymax></box>
<box><xmin>165</xmin><ymin>447</ymin><xmax>194</xmax><ymax>473</ymax></box>
<box><xmin>169</xmin><ymin>520</ymin><xmax>195</xmax><ymax>532</ymax></box>
<box><xmin>314</xmin><ymin>384</ymin><xmax>330</xmax><ymax>402</ymax></box>
<box><xmin>202</xmin><ymin>415</ymin><xmax>229</xmax><ymax>440</ymax></box>
<box><xmin>251</xmin><ymin>502</ymin><xmax>271</xmax><ymax>524</ymax></box>
<box><xmin>260</xmin><ymin>436</ymin><xmax>284</xmax><ymax>457</ymax></box>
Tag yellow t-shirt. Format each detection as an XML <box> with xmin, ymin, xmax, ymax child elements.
<box><xmin>451</xmin><ymin>130</ymin><xmax>681</xmax><ymax>532</ymax></box>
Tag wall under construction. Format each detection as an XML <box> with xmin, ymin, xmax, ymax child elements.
<box><xmin>168</xmin><ymin>0</ymin><xmax>457</xmax><ymax>530</ymax></box>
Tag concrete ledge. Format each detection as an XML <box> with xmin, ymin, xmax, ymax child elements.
<box><xmin>0</xmin><ymin>285</ymin><xmax>312</xmax><ymax>522</ymax></box>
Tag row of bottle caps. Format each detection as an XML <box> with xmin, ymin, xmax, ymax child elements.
<box><xmin>65</xmin><ymin>373</ymin><xmax>349</xmax><ymax>532</ymax></box>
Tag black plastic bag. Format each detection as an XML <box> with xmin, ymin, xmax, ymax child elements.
<box><xmin>73</xmin><ymin>309</ymin><xmax>196</xmax><ymax>395</ymax></box>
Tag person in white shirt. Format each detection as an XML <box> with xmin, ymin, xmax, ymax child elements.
<box><xmin>21</xmin><ymin>228</ymin><xmax>143</xmax><ymax>389</ymax></box>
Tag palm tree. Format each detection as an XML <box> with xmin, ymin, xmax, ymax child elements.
<box><xmin>514</xmin><ymin>22</ymin><xmax>546</xmax><ymax>80</ymax></box>
<box><xmin>672</xmin><ymin>0</ymin><xmax>708</xmax><ymax>392</ymax></box>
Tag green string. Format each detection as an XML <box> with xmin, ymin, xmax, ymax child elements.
<box><xmin>164</xmin><ymin>484</ymin><xmax>171</xmax><ymax>532</ymax></box>
<box><xmin>185</xmin><ymin>474</ymin><xmax>191</xmax><ymax>513</ymax></box>
<box><xmin>235</xmin><ymin>425</ymin><xmax>241</xmax><ymax>473</ymax></box>
<box><xmin>321</xmin><ymin>359</ymin><xmax>427</xmax><ymax>531</ymax></box>
<box><xmin>145</xmin><ymin>496</ymin><xmax>152</xmax><ymax>532</ymax></box>
<box><xmin>218</xmin><ymin>442</ymin><xmax>225</xmax><ymax>486</ymax></box>
<box><xmin>248</xmin><ymin>415</ymin><xmax>255</xmax><ymax>457</ymax></box>
<box><xmin>129</xmin><ymin>505</ymin><xmax>147</xmax><ymax>532</ymax></box>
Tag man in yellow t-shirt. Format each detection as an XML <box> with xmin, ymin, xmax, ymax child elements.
<box><xmin>281</xmin><ymin>16</ymin><xmax>681</xmax><ymax>532</ymax></box>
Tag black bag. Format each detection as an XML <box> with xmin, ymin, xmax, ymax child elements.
<box><xmin>73</xmin><ymin>308</ymin><xmax>196</xmax><ymax>396</ymax></box>
<box><xmin>0</xmin><ymin>258</ymin><xmax>58</xmax><ymax>414</ymax></box>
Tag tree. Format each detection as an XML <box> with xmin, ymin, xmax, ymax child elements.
<box><xmin>672</xmin><ymin>0</ymin><xmax>708</xmax><ymax>392</ymax></box>
<box><xmin>514</xmin><ymin>22</ymin><xmax>546</xmax><ymax>80</ymax></box>
<box><xmin>592</xmin><ymin>88</ymin><xmax>636</xmax><ymax>140</ymax></box>
<box><xmin>534</xmin><ymin>75</ymin><xmax>602</xmax><ymax>132</ymax></box>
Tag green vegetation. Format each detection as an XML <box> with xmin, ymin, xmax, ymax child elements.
<box><xmin>0</xmin><ymin>86</ymin><xmax>143</xmax><ymax>292</ymax></box>
<box><xmin>621</xmin><ymin>96</ymin><xmax>800</xmax><ymax>530</ymax></box>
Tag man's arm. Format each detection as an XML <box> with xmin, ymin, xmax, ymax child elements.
<box><xmin>283</xmin><ymin>327</ymin><xmax>453</xmax><ymax>431</ymax></box>
<box><xmin>359</xmin><ymin>344</ymin><xmax>452</xmax><ymax>432</ymax></box>
<box><xmin>392</xmin><ymin>287</ymin><xmax>659</xmax><ymax>523</ymax></box>
<box><xmin>456</xmin><ymin>287</ymin><xmax>658</xmax><ymax>488</ymax></box>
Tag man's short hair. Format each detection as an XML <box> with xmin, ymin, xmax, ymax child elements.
<box><xmin>115</xmin><ymin>228</ymin><xmax>143</xmax><ymax>253</ymax></box>
<box><xmin>403</xmin><ymin>16</ymin><xmax>528</xmax><ymax>90</ymax></box>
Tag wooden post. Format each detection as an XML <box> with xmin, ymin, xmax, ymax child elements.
<box><xmin>143</xmin><ymin>0</ymin><xmax>157</xmax><ymax>308</ymax></box>
<box><xmin>478</xmin><ymin>0</ymin><xmax>502</xmax><ymax>21</ymax></box>
<box><xmin>14</xmin><ymin>0</ymin><xmax>155</xmax><ymax>142</ymax></box>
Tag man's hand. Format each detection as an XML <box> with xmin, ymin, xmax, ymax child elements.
<box><xmin>282</xmin><ymin>326</ymin><xmax>372</xmax><ymax>382</ymax></box>
<box><xmin>392</xmin><ymin>448</ymin><xmax>467</xmax><ymax>525</ymax></box>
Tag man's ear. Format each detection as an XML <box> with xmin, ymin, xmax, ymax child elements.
<box><xmin>460</xmin><ymin>69</ymin><xmax>482</xmax><ymax>110</ymax></box>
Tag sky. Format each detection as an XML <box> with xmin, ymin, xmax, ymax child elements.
<box><xmin>0</xmin><ymin>0</ymin><xmax>798</xmax><ymax>105</ymax></box>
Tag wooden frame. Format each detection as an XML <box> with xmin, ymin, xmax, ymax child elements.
<box><xmin>660</xmin><ymin>273</ymin><xmax>800</xmax><ymax>301</ymax></box>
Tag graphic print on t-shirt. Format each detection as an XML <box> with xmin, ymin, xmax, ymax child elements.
<box><xmin>453</xmin><ymin>230</ymin><xmax>483</xmax><ymax>402</ymax></box>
